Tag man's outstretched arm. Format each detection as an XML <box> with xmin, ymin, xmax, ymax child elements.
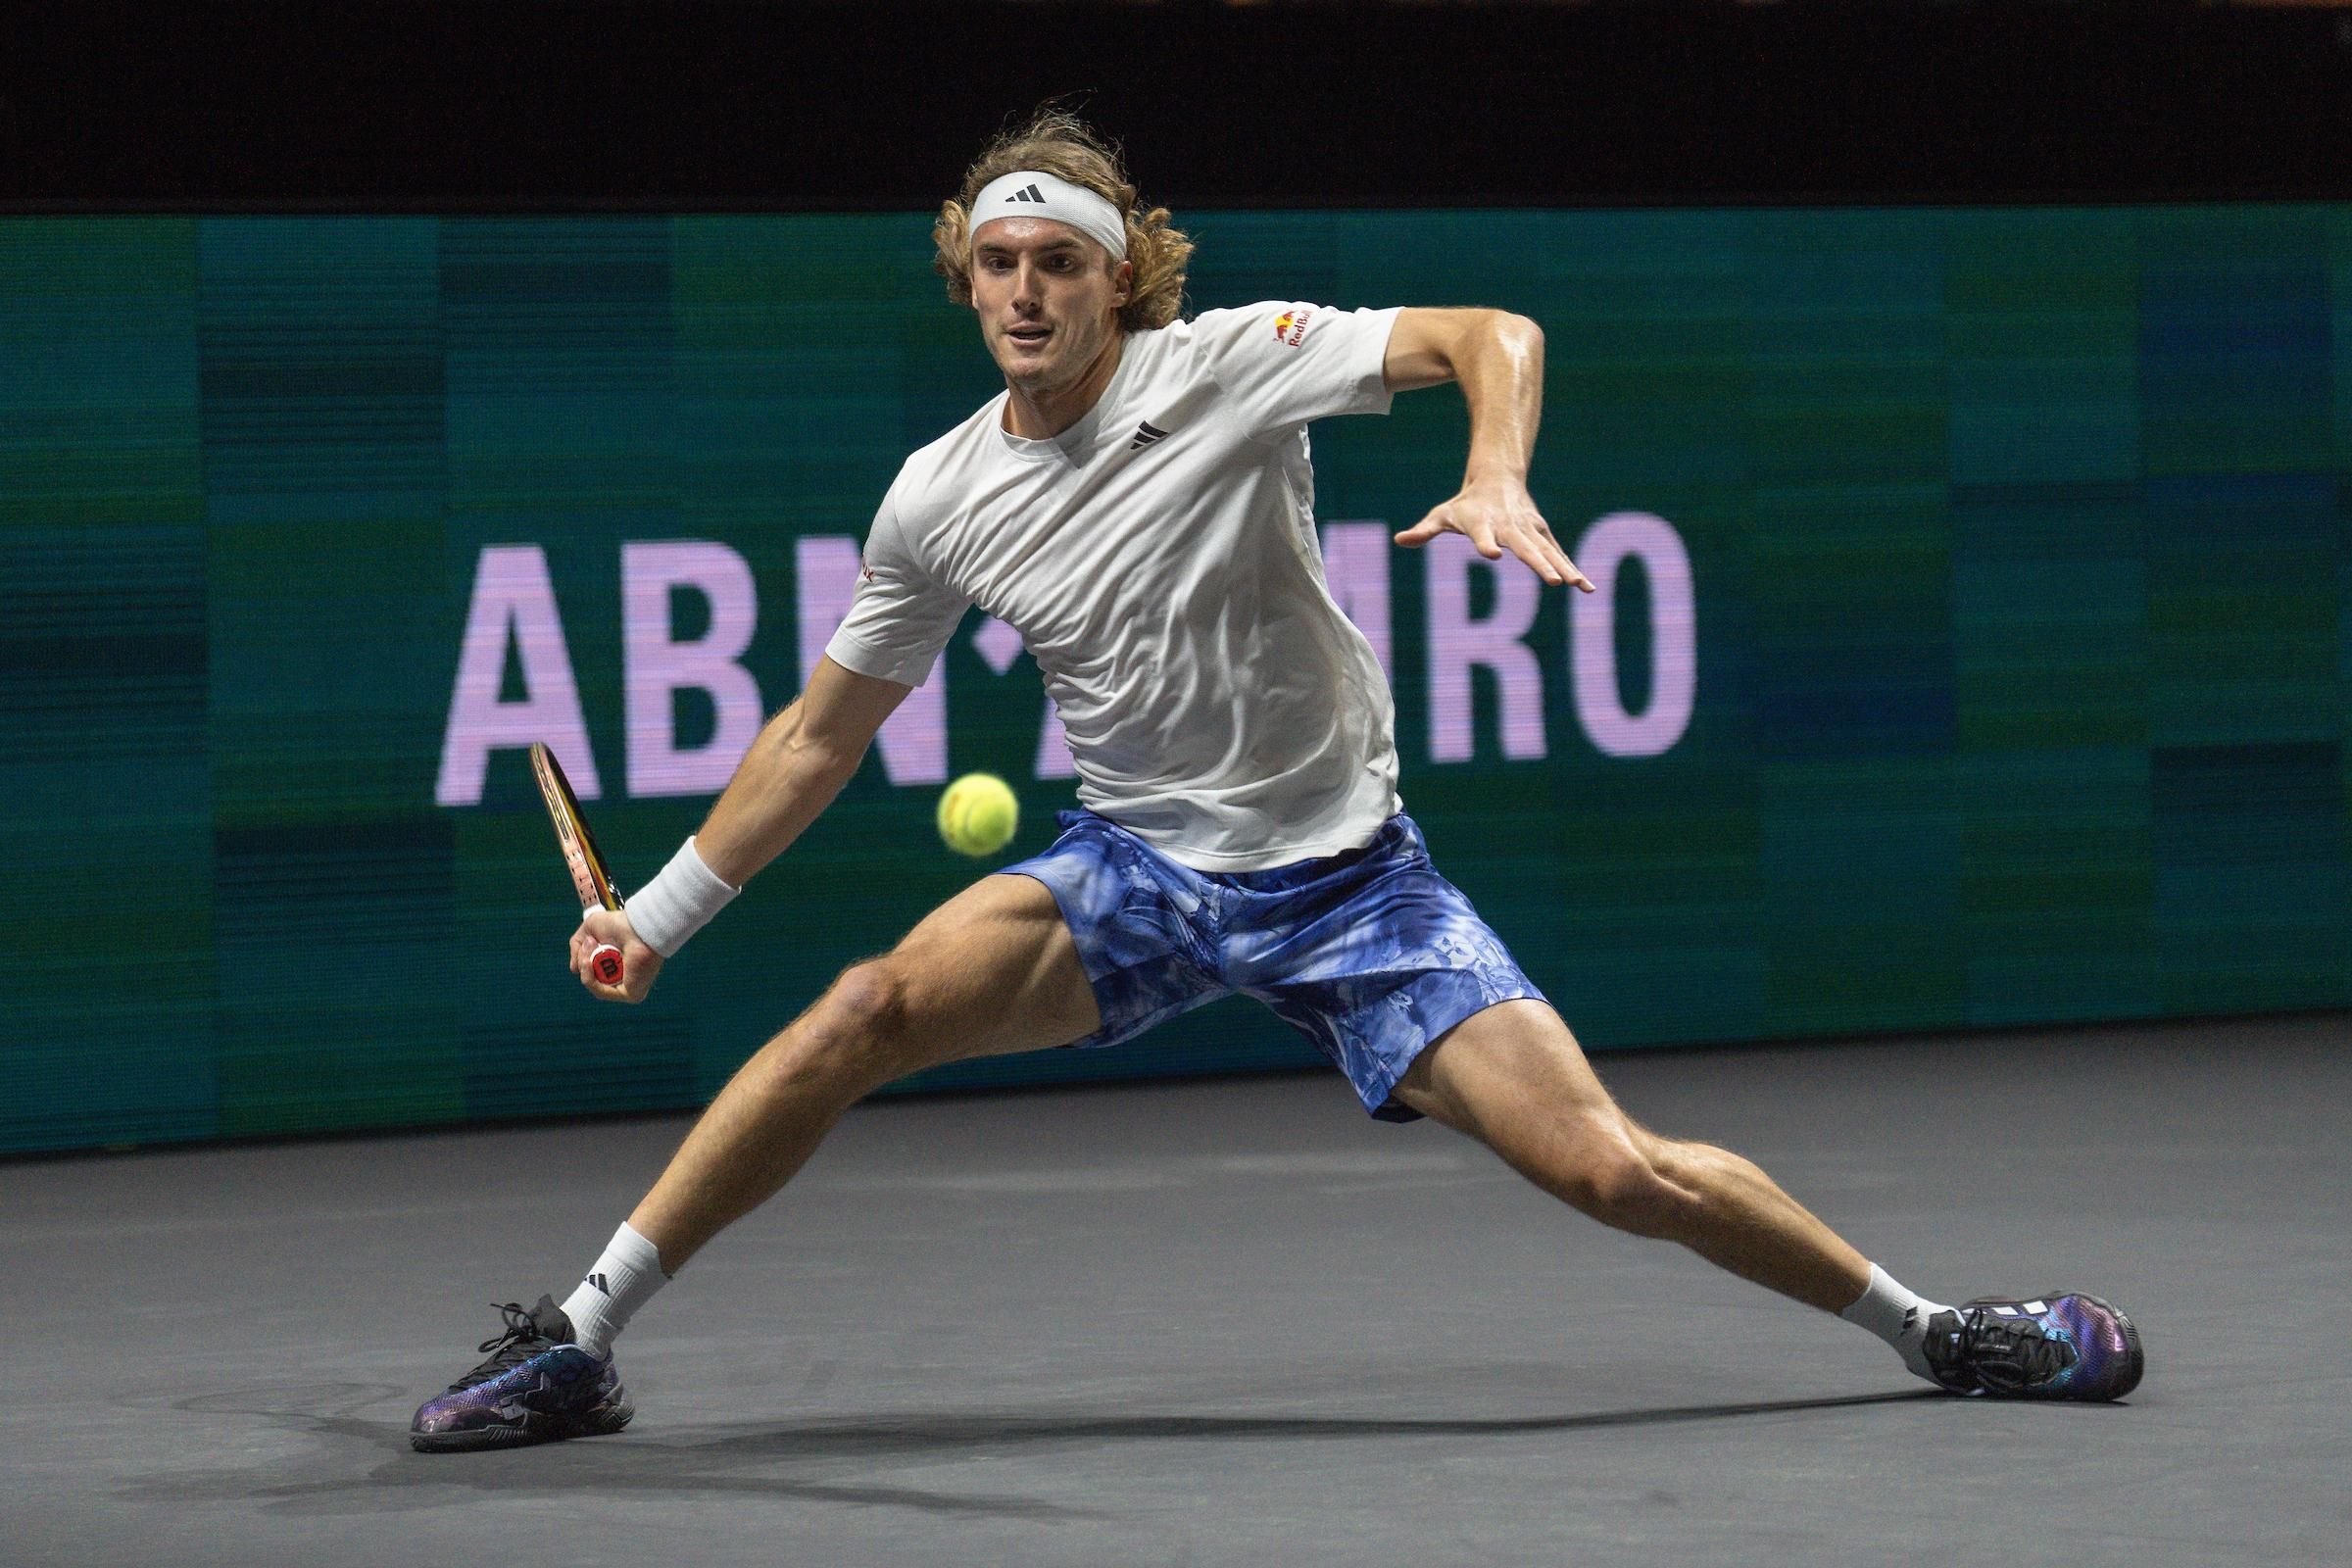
<box><xmin>1382</xmin><ymin>307</ymin><xmax>1592</xmax><ymax>592</ymax></box>
<box><xmin>571</xmin><ymin>657</ymin><xmax>910</xmax><ymax>1001</ymax></box>
<box><xmin>693</xmin><ymin>657</ymin><xmax>909</xmax><ymax>886</ymax></box>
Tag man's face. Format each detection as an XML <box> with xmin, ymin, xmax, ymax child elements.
<box><xmin>970</xmin><ymin>217</ymin><xmax>1131</xmax><ymax>394</ymax></box>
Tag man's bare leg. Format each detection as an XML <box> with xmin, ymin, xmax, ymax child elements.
<box><xmin>1390</xmin><ymin>999</ymin><xmax>1870</xmax><ymax>1312</ymax></box>
<box><xmin>412</xmin><ymin>873</ymin><xmax>1099</xmax><ymax>1451</ymax></box>
<box><xmin>628</xmin><ymin>872</ymin><xmax>1100</xmax><ymax>1269</ymax></box>
<box><xmin>1385</xmin><ymin>1000</ymin><xmax>2150</xmax><ymax>1399</ymax></box>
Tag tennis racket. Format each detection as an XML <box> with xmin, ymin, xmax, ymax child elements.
<box><xmin>528</xmin><ymin>741</ymin><xmax>625</xmax><ymax>986</ymax></box>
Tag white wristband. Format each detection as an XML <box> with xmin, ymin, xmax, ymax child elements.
<box><xmin>627</xmin><ymin>836</ymin><xmax>740</xmax><ymax>957</ymax></box>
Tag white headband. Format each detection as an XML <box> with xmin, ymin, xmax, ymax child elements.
<box><xmin>969</xmin><ymin>170</ymin><xmax>1128</xmax><ymax>261</ymax></box>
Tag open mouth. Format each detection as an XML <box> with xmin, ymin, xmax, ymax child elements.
<box><xmin>1004</xmin><ymin>324</ymin><xmax>1053</xmax><ymax>349</ymax></box>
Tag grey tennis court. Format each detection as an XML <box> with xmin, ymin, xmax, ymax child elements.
<box><xmin>5</xmin><ymin>1012</ymin><xmax>2341</xmax><ymax>1567</ymax></box>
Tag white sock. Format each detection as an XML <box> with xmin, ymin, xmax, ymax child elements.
<box><xmin>559</xmin><ymin>1221</ymin><xmax>669</xmax><ymax>1357</ymax></box>
<box><xmin>1838</xmin><ymin>1262</ymin><xmax>1948</xmax><ymax>1382</ymax></box>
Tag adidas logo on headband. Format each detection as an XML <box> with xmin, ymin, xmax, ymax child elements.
<box><xmin>971</xmin><ymin>171</ymin><xmax>1130</xmax><ymax>260</ymax></box>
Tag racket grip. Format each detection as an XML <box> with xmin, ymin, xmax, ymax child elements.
<box><xmin>589</xmin><ymin>944</ymin><xmax>623</xmax><ymax>986</ymax></box>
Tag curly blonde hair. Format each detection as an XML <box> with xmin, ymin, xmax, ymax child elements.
<box><xmin>933</xmin><ymin>106</ymin><xmax>1194</xmax><ymax>333</ymax></box>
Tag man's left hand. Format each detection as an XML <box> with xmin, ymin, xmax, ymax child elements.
<box><xmin>1393</xmin><ymin>477</ymin><xmax>1593</xmax><ymax>591</ymax></box>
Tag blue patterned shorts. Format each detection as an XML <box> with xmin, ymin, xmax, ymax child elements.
<box><xmin>1000</xmin><ymin>810</ymin><xmax>1546</xmax><ymax>1121</ymax></box>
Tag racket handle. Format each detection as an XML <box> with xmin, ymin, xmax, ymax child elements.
<box><xmin>589</xmin><ymin>944</ymin><xmax>623</xmax><ymax>986</ymax></box>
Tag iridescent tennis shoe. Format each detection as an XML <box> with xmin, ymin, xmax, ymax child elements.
<box><xmin>410</xmin><ymin>1296</ymin><xmax>633</xmax><ymax>1452</ymax></box>
<box><xmin>1923</xmin><ymin>1293</ymin><xmax>2143</xmax><ymax>1400</ymax></box>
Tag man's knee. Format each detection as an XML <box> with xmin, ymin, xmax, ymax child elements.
<box><xmin>763</xmin><ymin>957</ymin><xmax>927</xmax><ymax>1096</ymax></box>
<box><xmin>821</xmin><ymin>959</ymin><xmax>913</xmax><ymax>1043</ymax></box>
<box><xmin>1551</xmin><ymin>1120</ymin><xmax>1691</xmax><ymax>1240</ymax></box>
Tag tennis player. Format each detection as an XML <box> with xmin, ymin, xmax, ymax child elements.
<box><xmin>412</xmin><ymin>110</ymin><xmax>2141</xmax><ymax>1450</ymax></box>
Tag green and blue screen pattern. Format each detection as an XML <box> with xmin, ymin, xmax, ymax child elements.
<box><xmin>4</xmin><ymin>208</ymin><xmax>2347</xmax><ymax>1155</ymax></box>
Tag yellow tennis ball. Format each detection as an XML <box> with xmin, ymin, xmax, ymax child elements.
<box><xmin>937</xmin><ymin>772</ymin><xmax>1019</xmax><ymax>858</ymax></box>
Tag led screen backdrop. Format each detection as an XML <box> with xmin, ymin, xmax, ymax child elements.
<box><xmin>5</xmin><ymin>208</ymin><xmax>2349</xmax><ymax>1156</ymax></box>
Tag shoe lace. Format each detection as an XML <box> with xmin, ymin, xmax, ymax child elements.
<box><xmin>1962</xmin><ymin>1308</ymin><xmax>2079</xmax><ymax>1393</ymax></box>
<box><xmin>449</xmin><ymin>1301</ymin><xmax>552</xmax><ymax>1389</ymax></box>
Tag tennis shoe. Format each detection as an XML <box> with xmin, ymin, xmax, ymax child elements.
<box><xmin>410</xmin><ymin>1296</ymin><xmax>633</xmax><ymax>1452</ymax></box>
<box><xmin>1923</xmin><ymin>1293</ymin><xmax>2143</xmax><ymax>1401</ymax></box>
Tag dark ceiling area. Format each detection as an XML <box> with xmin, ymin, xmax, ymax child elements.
<box><xmin>7</xmin><ymin>2</ymin><xmax>2352</xmax><ymax>210</ymax></box>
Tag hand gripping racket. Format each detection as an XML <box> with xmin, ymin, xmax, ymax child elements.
<box><xmin>528</xmin><ymin>742</ymin><xmax>625</xmax><ymax>986</ymax></box>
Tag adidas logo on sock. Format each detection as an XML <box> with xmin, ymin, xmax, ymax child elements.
<box><xmin>1127</xmin><ymin>420</ymin><xmax>1169</xmax><ymax>451</ymax></box>
<box><xmin>1005</xmin><ymin>183</ymin><xmax>1046</xmax><ymax>204</ymax></box>
<box><xmin>585</xmin><ymin>1272</ymin><xmax>611</xmax><ymax>1296</ymax></box>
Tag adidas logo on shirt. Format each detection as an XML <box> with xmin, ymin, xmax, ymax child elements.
<box><xmin>1005</xmin><ymin>184</ymin><xmax>1047</xmax><ymax>204</ymax></box>
<box><xmin>1127</xmin><ymin>420</ymin><xmax>1169</xmax><ymax>452</ymax></box>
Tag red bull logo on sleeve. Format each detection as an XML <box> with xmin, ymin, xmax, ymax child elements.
<box><xmin>1272</xmin><ymin>307</ymin><xmax>1315</xmax><ymax>347</ymax></box>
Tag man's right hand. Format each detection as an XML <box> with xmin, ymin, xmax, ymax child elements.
<box><xmin>571</xmin><ymin>907</ymin><xmax>663</xmax><ymax>1004</ymax></box>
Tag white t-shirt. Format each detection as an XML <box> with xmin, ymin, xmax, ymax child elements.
<box><xmin>826</xmin><ymin>302</ymin><xmax>1404</xmax><ymax>871</ymax></box>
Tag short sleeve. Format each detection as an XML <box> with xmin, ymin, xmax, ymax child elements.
<box><xmin>1188</xmin><ymin>302</ymin><xmax>1401</xmax><ymax>441</ymax></box>
<box><xmin>823</xmin><ymin>496</ymin><xmax>970</xmax><ymax>688</ymax></box>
